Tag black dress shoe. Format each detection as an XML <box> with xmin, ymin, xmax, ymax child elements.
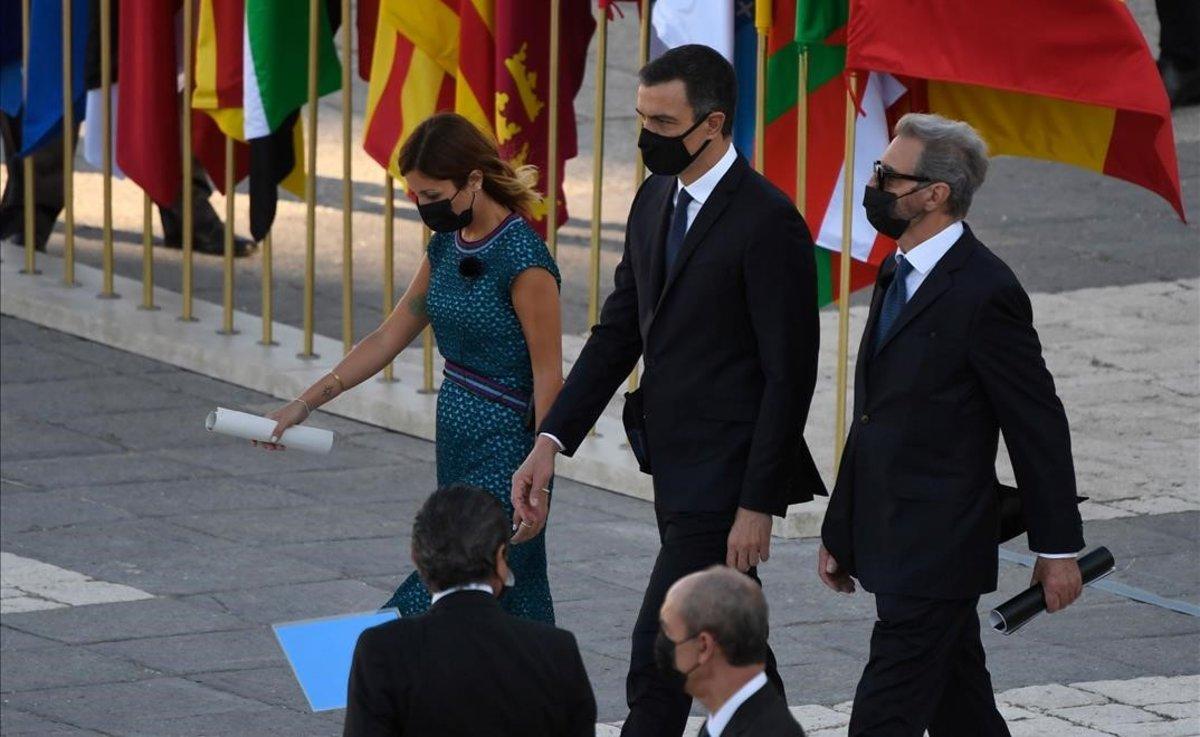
<box><xmin>1159</xmin><ymin>57</ymin><xmax>1200</xmax><ymax>108</ymax></box>
<box><xmin>162</xmin><ymin>231</ymin><xmax>257</xmax><ymax>257</ymax></box>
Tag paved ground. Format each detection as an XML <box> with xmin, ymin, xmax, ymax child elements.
<box><xmin>2</xmin><ymin>1</ymin><xmax>1198</xmax><ymax>734</ymax></box>
<box><xmin>1</xmin><ymin>315</ymin><xmax>1197</xmax><ymax>735</ymax></box>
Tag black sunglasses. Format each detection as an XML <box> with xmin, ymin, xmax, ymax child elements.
<box><xmin>873</xmin><ymin>160</ymin><xmax>932</xmax><ymax>191</ymax></box>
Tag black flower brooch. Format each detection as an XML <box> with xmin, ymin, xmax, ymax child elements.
<box><xmin>458</xmin><ymin>256</ymin><xmax>485</xmax><ymax>280</ymax></box>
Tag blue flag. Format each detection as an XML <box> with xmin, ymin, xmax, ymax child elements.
<box><xmin>732</xmin><ymin>0</ymin><xmax>757</xmax><ymax>160</ymax></box>
<box><xmin>20</xmin><ymin>0</ymin><xmax>91</xmax><ymax>155</ymax></box>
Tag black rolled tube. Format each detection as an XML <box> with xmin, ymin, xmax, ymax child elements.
<box><xmin>989</xmin><ymin>547</ymin><xmax>1115</xmax><ymax>635</ymax></box>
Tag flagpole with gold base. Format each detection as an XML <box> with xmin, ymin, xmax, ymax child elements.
<box><xmin>20</xmin><ymin>0</ymin><xmax>38</xmax><ymax>276</ymax></box>
<box><xmin>98</xmin><ymin>0</ymin><xmax>117</xmax><ymax>298</ymax></box>
<box><xmin>419</xmin><ymin>227</ymin><xmax>436</xmax><ymax>394</ymax></box>
<box><xmin>260</xmin><ymin>233</ymin><xmax>277</xmax><ymax>345</ymax></box>
<box><xmin>219</xmin><ymin>135</ymin><xmax>237</xmax><ymax>335</ymax></box>
<box><xmin>545</xmin><ymin>0</ymin><xmax>562</xmax><ymax>258</ymax></box>
<box><xmin>587</xmin><ymin>6</ymin><xmax>608</xmax><ymax>329</ymax></box>
<box><xmin>340</xmin><ymin>0</ymin><xmax>354</xmax><ymax>355</ymax></box>
<box><xmin>754</xmin><ymin>4</ymin><xmax>771</xmax><ymax>173</ymax></box>
<box><xmin>628</xmin><ymin>0</ymin><xmax>651</xmax><ymax>394</ymax></box>
<box><xmin>181</xmin><ymin>0</ymin><xmax>196</xmax><ymax>320</ymax></box>
<box><xmin>795</xmin><ymin>48</ymin><xmax>808</xmax><ymax>216</ymax></box>
<box><xmin>834</xmin><ymin>72</ymin><xmax>858</xmax><ymax>468</ymax></box>
<box><xmin>381</xmin><ymin>175</ymin><xmax>397</xmax><ymax>382</ymax></box>
<box><xmin>139</xmin><ymin>194</ymin><xmax>158</xmax><ymax>309</ymax></box>
<box><xmin>299</xmin><ymin>0</ymin><xmax>320</xmax><ymax>359</ymax></box>
<box><xmin>61</xmin><ymin>0</ymin><xmax>77</xmax><ymax>287</ymax></box>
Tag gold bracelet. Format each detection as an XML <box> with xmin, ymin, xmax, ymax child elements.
<box><xmin>331</xmin><ymin>372</ymin><xmax>346</xmax><ymax>393</ymax></box>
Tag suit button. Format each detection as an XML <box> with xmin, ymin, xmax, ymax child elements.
<box><xmin>860</xmin><ymin>414</ymin><xmax>870</xmax><ymax>424</ymax></box>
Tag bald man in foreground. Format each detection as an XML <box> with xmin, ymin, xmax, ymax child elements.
<box><xmin>658</xmin><ymin>567</ymin><xmax>805</xmax><ymax>736</ymax></box>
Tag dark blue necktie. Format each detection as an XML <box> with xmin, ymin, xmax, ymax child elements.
<box><xmin>665</xmin><ymin>187</ymin><xmax>694</xmax><ymax>276</ymax></box>
<box><xmin>874</xmin><ymin>254</ymin><xmax>914</xmax><ymax>351</ymax></box>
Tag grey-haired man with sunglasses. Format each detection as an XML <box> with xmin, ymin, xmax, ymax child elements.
<box><xmin>819</xmin><ymin>113</ymin><xmax>1085</xmax><ymax>737</ymax></box>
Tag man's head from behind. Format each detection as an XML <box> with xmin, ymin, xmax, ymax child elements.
<box><xmin>657</xmin><ymin>566</ymin><xmax>769</xmax><ymax>697</ymax></box>
<box><xmin>411</xmin><ymin>484</ymin><xmax>511</xmax><ymax>596</ymax></box>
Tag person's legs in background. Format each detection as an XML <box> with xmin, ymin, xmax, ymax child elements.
<box><xmin>1156</xmin><ymin>0</ymin><xmax>1200</xmax><ymax>107</ymax></box>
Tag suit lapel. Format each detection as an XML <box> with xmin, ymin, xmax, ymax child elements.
<box><xmin>873</xmin><ymin>227</ymin><xmax>976</xmax><ymax>357</ymax></box>
<box><xmin>857</xmin><ymin>258</ymin><xmax>895</xmax><ymax>403</ymax></box>
<box><xmin>645</xmin><ymin>180</ymin><xmax>675</xmax><ymax>303</ymax></box>
<box><xmin>651</xmin><ymin>157</ymin><xmax>748</xmax><ymax>320</ymax></box>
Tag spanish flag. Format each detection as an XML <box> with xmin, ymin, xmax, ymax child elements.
<box><xmin>847</xmin><ymin>0</ymin><xmax>1184</xmax><ymax>220</ymax></box>
<box><xmin>362</xmin><ymin>4</ymin><xmax>455</xmax><ymax>178</ymax></box>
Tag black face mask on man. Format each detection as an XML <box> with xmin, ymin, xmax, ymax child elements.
<box><xmin>417</xmin><ymin>187</ymin><xmax>475</xmax><ymax>233</ymax></box>
<box><xmin>653</xmin><ymin>628</ymin><xmax>701</xmax><ymax>690</ymax></box>
<box><xmin>638</xmin><ymin>114</ymin><xmax>712</xmax><ymax>176</ymax></box>
<box><xmin>862</xmin><ymin>183</ymin><xmax>933</xmax><ymax>239</ymax></box>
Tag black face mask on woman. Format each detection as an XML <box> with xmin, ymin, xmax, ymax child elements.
<box><xmin>417</xmin><ymin>187</ymin><xmax>475</xmax><ymax>233</ymax></box>
<box><xmin>638</xmin><ymin>114</ymin><xmax>712</xmax><ymax>176</ymax></box>
<box><xmin>862</xmin><ymin>183</ymin><xmax>931</xmax><ymax>240</ymax></box>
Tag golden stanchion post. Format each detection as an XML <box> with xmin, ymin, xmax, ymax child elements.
<box><xmin>545</xmin><ymin>0</ymin><xmax>561</xmax><ymax>257</ymax></box>
<box><xmin>587</xmin><ymin>6</ymin><xmax>608</xmax><ymax>329</ymax></box>
<box><xmin>260</xmin><ymin>233</ymin><xmax>277</xmax><ymax>344</ymax></box>
<box><xmin>753</xmin><ymin>2</ymin><xmax>771</xmax><ymax>173</ymax></box>
<box><xmin>139</xmin><ymin>193</ymin><xmax>158</xmax><ymax>309</ymax></box>
<box><xmin>381</xmin><ymin>175</ymin><xmax>397</xmax><ymax>382</ymax></box>
<box><xmin>300</xmin><ymin>0</ymin><xmax>320</xmax><ymax>358</ymax></box>
<box><xmin>340</xmin><ymin>0</ymin><xmax>354</xmax><ymax>355</ymax></box>
<box><xmin>795</xmin><ymin>48</ymin><xmax>808</xmax><ymax>216</ymax></box>
<box><xmin>628</xmin><ymin>0</ymin><xmax>651</xmax><ymax>393</ymax></box>
<box><xmin>181</xmin><ymin>0</ymin><xmax>196</xmax><ymax>320</ymax></box>
<box><xmin>219</xmin><ymin>135</ymin><xmax>237</xmax><ymax>334</ymax></box>
<box><xmin>98</xmin><ymin>0</ymin><xmax>117</xmax><ymax>298</ymax></box>
<box><xmin>419</xmin><ymin>226</ymin><xmax>436</xmax><ymax>393</ymax></box>
<box><xmin>833</xmin><ymin>72</ymin><xmax>858</xmax><ymax>467</ymax></box>
<box><xmin>20</xmin><ymin>0</ymin><xmax>38</xmax><ymax>275</ymax></box>
<box><xmin>61</xmin><ymin>0</ymin><xmax>76</xmax><ymax>286</ymax></box>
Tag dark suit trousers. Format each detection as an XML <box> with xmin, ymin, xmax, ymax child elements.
<box><xmin>621</xmin><ymin>507</ymin><xmax>784</xmax><ymax>737</ymax></box>
<box><xmin>849</xmin><ymin>595</ymin><xmax>1010</xmax><ymax>737</ymax></box>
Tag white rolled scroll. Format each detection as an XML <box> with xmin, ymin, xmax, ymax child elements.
<box><xmin>205</xmin><ymin>407</ymin><xmax>334</xmax><ymax>454</ymax></box>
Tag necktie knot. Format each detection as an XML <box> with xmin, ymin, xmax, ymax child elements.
<box><xmin>895</xmin><ymin>253</ymin><xmax>914</xmax><ymax>280</ymax></box>
<box><xmin>677</xmin><ymin>187</ymin><xmax>694</xmax><ymax>209</ymax></box>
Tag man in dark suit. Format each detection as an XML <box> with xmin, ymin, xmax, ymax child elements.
<box><xmin>818</xmin><ymin>113</ymin><xmax>1086</xmax><ymax>737</ymax></box>
<box><xmin>343</xmin><ymin>485</ymin><xmax>595</xmax><ymax>737</ymax></box>
<box><xmin>659</xmin><ymin>567</ymin><xmax>805</xmax><ymax>737</ymax></box>
<box><xmin>511</xmin><ymin>44</ymin><xmax>825</xmax><ymax>736</ymax></box>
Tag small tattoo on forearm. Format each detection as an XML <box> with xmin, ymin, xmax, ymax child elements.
<box><xmin>321</xmin><ymin>384</ymin><xmax>334</xmax><ymax>401</ymax></box>
<box><xmin>407</xmin><ymin>294</ymin><xmax>427</xmax><ymax>317</ymax></box>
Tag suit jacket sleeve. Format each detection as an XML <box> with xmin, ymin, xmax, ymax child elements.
<box><xmin>343</xmin><ymin>628</ymin><xmax>403</xmax><ymax>737</ymax></box>
<box><xmin>968</xmin><ymin>280</ymin><xmax>1084</xmax><ymax>553</ymax></box>
<box><xmin>539</xmin><ymin>189</ymin><xmax>646</xmax><ymax>454</ymax></box>
<box><xmin>739</xmin><ymin>202</ymin><xmax>820</xmax><ymax>515</ymax></box>
<box><xmin>560</xmin><ymin>631</ymin><xmax>598</xmax><ymax>737</ymax></box>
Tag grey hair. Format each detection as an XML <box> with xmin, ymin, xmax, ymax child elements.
<box><xmin>894</xmin><ymin>113</ymin><xmax>989</xmax><ymax>218</ymax></box>
<box><xmin>411</xmin><ymin>484</ymin><xmax>509</xmax><ymax>592</ymax></box>
<box><xmin>675</xmin><ymin>566</ymin><xmax>769</xmax><ymax>666</ymax></box>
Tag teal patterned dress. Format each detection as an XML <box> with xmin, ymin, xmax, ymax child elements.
<box><xmin>384</xmin><ymin>213</ymin><xmax>559</xmax><ymax>624</ymax></box>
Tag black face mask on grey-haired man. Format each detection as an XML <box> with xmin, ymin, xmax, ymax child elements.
<box><xmin>819</xmin><ymin>113</ymin><xmax>1086</xmax><ymax>737</ymax></box>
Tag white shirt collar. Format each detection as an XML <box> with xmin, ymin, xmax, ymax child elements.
<box><xmin>897</xmin><ymin>220</ymin><xmax>964</xmax><ymax>275</ymax></box>
<box><xmin>705</xmin><ymin>671</ymin><xmax>768</xmax><ymax>737</ymax></box>
<box><xmin>675</xmin><ymin>141</ymin><xmax>738</xmax><ymax>207</ymax></box>
<box><xmin>429</xmin><ymin>582</ymin><xmax>495</xmax><ymax>605</ymax></box>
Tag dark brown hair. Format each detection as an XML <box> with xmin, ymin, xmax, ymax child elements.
<box><xmin>397</xmin><ymin>112</ymin><xmax>541</xmax><ymax>218</ymax></box>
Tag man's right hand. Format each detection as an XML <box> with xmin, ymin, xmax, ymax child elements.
<box><xmin>818</xmin><ymin>543</ymin><xmax>856</xmax><ymax>594</ymax></box>
<box><xmin>510</xmin><ymin>436</ymin><xmax>559</xmax><ymax>543</ymax></box>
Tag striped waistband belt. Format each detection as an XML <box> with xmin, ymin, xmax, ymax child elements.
<box><xmin>442</xmin><ymin>360</ymin><xmax>531</xmax><ymax>414</ymax></box>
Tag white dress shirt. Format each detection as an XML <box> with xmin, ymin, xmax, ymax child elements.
<box><xmin>539</xmin><ymin>143</ymin><xmax>740</xmax><ymax>453</ymax></box>
<box><xmin>429</xmin><ymin>582</ymin><xmax>495</xmax><ymax>606</ymax></box>
<box><xmin>704</xmin><ymin>671</ymin><xmax>768</xmax><ymax>737</ymax></box>
<box><xmin>896</xmin><ymin>221</ymin><xmax>1076</xmax><ymax>560</ymax></box>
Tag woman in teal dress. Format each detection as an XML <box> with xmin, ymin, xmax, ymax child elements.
<box><xmin>257</xmin><ymin>113</ymin><xmax>562</xmax><ymax>624</ymax></box>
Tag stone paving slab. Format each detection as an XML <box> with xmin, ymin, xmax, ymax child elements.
<box><xmin>0</xmin><ymin>315</ymin><xmax>1196</xmax><ymax>733</ymax></box>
